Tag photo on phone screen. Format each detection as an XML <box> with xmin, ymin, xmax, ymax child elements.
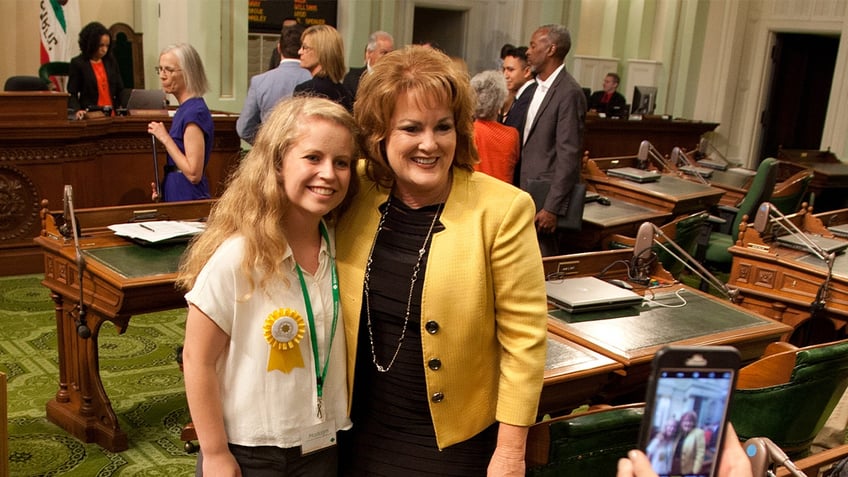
<box><xmin>639</xmin><ymin>346</ymin><xmax>740</xmax><ymax>477</ymax></box>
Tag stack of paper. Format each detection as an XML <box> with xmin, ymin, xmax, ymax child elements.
<box><xmin>108</xmin><ymin>221</ymin><xmax>206</xmax><ymax>244</ymax></box>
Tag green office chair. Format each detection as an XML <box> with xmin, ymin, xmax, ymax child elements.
<box><xmin>703</xmin><ymin>157</ymin><xmax>779</xmax><ymax>268</ymax></box>
<box><xmin>770</xmin><ymin>168</ymin><xmax>813</xmax><ymax>215</ymax></box>
<box><xmin>38</xmin><ymin>61</ymin><xmax>70</xmax><ymax>91</ymax></box>
<box><xmin>605</xmin><ymin>212</ymin><xmax>710</xmax><ymax>279</ymax></box>
<box><xmin>526</xmin><ymin>404</ymin><xmax>644</xmax><ymax>476</ymax></box>
<box><xmin>731</xmin><ymin>339</ymin><xmax>848</xmax><ymax>459</ymax></box>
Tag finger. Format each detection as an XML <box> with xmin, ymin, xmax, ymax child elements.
<box><xmin>616</xmin><ymin>457</ymin><xmax>634</xmax><ymax>477</ymax></box>
<box><xmin>627</xmin><ymin>450</ymin><xmax>658</xmax><ymax>477</ymax></box>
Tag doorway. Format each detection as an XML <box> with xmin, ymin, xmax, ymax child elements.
<box><xmin>759</xmin><ymin>33</ymin><xmax>839</xmax><ymax>160</ymax></box>
<box><xmin>411</xmin><ymin>7</ymin><xmax>466</xmax><ymax>59</ymax></box>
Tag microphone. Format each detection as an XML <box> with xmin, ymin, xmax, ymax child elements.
<box><xmin>631</xmin><ymin>222</ymin><xmax>655</xmax><ymax>284</ymax></box>
<box><xmin>753</xmin><ymin>202</ymin><xmax>835</xmax><ymax>314</ymax></box>
<box><xmin>64</xmin><ymin>185</ymin><xmax>91</xmax><ymax>339</ymax></box>
<box><xmin>637</xmin><ymin>140</ymin><xmax>649</xmax><ymax>169</ymax></box>
<box><xmin>637</xmin><ymin>140</ymin><xmax>674</xmax><ymax>172</ymax></box>
<box><xmin>698</xmin><ymin>137</ymin><xmax>708</xmax><ymax>157</ymax></box>
<box><xmin>744</xmin><ymin>437</ymin><xmax>808</xmax><ymax>477</ymax></box>
<box><xmin>631</xmin><ymin>221</ymin><xmax>738</xmax><ymax>301</ymax></box>
<box><xmin>671</xmin><ymin>146</ymin><xmax>684</xmax><ymax>167</ymax></box>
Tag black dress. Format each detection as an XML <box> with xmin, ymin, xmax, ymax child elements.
<box><xmin>340</xmin><ymin>199</ymin><xmax>497</xmax><ymax>476</ymax></box>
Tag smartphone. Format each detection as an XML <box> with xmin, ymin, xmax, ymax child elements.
<box><xmin>638</xmin><ymin>346</ymin><xmax>741</xmax><ymax>477</ymax></box>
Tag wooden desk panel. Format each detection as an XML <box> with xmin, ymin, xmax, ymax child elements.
<box><xmin>0</xmin><ymin>111</ymin><xmax>240</xmax><ymax>276</ymax></box>
<box><xmin>541</xmin><ymin>333</ymin><xmax>622</xmax><ymax>417</ymax></box>
<box><xmin>35</xmin><ymin>201</ymin><xmax>211</xmax><ymax>452</ymax></box>
<box><xmin>559</xmin><ymin>198</ymin><xmax>671</xmax><ymax>253</ymax></box>
<box><xmin>587</xmin><ymin>174</ymin><xmax>724</xmax><ymax>215</ymax></box>
<box><xmin>583</xmin><ymin>118</ymin><xmax>718</xmax><ymax>158</ymax></box>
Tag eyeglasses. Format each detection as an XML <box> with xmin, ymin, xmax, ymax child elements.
<box><xmin>154</xmin><ymin>66</ymin><xmax>182</xmax><ymax>75</ymax></box>
<box><xmin>300</xmin><ymin>44</ymin><xmax>314</xmax><ymax>52</ymax></box>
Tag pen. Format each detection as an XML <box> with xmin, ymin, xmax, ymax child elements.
<box><xmin>139</xmin><ymin>223</ymin><xmax>156</xmax><ymax>232</ymax></box>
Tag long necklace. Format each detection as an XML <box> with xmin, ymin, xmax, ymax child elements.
<box><xmin>363</xmin><ymin>194</ymin><xmax>443</xmax><ymax>373</ymax></box>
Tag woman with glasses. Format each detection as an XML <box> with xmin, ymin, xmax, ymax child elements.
<box><xmin>294</xmin><ymin>25</ymin><xmax>354</xmax><ymax>112</ymax></box>
<box><xmin>147</xmin><ymin>43</ymin><xmax>213</xmax><ymax>202</ymax></box>
<box><xmin>67</xmin><ymin>21</ymin><xmax>124</xmax><ymax>119</ymax></box>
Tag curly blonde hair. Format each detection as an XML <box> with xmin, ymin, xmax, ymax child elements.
<box><xmin>177</xmin><ymin>96</ymin><xmax>359</xmax><ymax>293</ymax></box>
<box><xmin>353</xmin><ymin>45</ymin><xmax>478</xmax><ymax>188</ymax></box>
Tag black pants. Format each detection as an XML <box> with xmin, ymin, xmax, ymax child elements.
<box><xmin>196</xmin><ymin>443</ymin><xmax>337</xmax><ymax>477</ymax></box>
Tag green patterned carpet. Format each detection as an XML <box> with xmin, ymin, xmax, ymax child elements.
<box><xmin>1</xmin><ymin>274</ymin><xmax>197</xmax><ymax>476</ymax></box>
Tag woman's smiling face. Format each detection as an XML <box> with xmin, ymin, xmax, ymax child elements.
<box><xmin>384</xmin><ymin>90</ymin><xmax>456</xmax><ymax>205</ymax></box>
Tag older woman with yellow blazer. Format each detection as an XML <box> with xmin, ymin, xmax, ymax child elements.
<box><xmin>336</xmin><ymin>45</ymin><xmax>547</xmax><ymax>476</ymax></box>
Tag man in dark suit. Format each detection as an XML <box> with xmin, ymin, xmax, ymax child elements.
<box><xmin>500</xmin><ymin>46</ymin><xmax>536</xmax><ymax>186</ymax></box>
<box><xmin>342</xmin><ymin>31</ymin><xmax>394</xmax><ymax>98</ymax></box>
<box><xmin>588</xmin><ymin>72</ymin><xmax>627</xmax><ymax>116</ymax></box>
<box><xmin>520</xmin><ymin>24</ymin><xmax>587</xmax><ymax>256</ymax></box>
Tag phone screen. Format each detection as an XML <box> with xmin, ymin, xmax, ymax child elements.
<box><xmin>643</xmin><ymin>368</ymin><xmax>735</xmax><ymax>477</ymax></box>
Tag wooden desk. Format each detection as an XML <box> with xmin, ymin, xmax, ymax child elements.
<box><xmin>35</xmin><ymin>200</ymin><xmax>212</xmax><ymax>452</ymax></box>
<box><xmin>727</xmin><ymin>210</ymin><xmax>848</xmax><ymax>343</ymax></box>
<box><xmin>586</xmin><ymin>173</ymin><xmax>724</xmax><ymax>215</ymax></box>
<box><xmin>541</xmin><ymin>333</ymin><xmax>622</xmax><ymax>417</ymax></box>
<box><xmin>0</xmin><ymin>92</ymin><xmax>241</xmax><ymax>276</ymax></box>
<box><xmin>583</xmin><ymin>117</ymin><xmax>718</xmax><ymax>158</ymax></box>
<box><xmin>777</xmin><ymin>149</ymin><xmax>848</xmax><ymax>212</ymax></box>
<box><xmin>560</xmin><ymin>197</ymin><xmax>671</xmax><ymax>252</ymax></box>
<box><xmin>543</xmin><ymin>249</ymin><xmax>791</xmax><ymax>401</ymax></box>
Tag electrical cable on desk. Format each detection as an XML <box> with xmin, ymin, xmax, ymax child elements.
<box><xmin>642</xmin><ymin>287</ymin><xmax>690</xmax><ymax>308</ymax></box>
<box><xmin>596</xmin><ymin>259</ymin><xmax>634</xmax><ymax>280</ymax></box>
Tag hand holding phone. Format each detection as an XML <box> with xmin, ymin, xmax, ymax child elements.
<box><xmin>638</xmin><ymin>346</ymin><xmax>741</xmax><ymax>477</ymax></box>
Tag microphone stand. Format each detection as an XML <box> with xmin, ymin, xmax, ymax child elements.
<box><xmin>632</xmin><ymin>221</ymin><xmax>738</xmax><ymax>301</ymax></box>
<box><xmin>744</xmin><ymin>437</ymin><xmax>808</xmax><ymax>477</ymax></box>
<box><xmin>64</xmin><ymin>185</ymin><xmax>91</xmax><ymax>339</ymax></box>
<box><xmin>755</xmin><ymin>202</ymin><xmax>835</xmax><ymax>314</ymax></box>
<box><xmin>637</xmin><ymin>140</ymin><xmax>675</xmax><ymax>173</ymax></box>
<box><xmin>671</xmin><ymin>146</ymin><xmax>710</xmax><ymax>185</ymax></box>
<box><xmin>151</xmin><ymin>135</ymin><xmax>161</xmax><ymax>202</ymax></box>
<box><xmin>695</xmin><ymin>136</ymin><xmax>732</xmax><ymax>169</ymax></box>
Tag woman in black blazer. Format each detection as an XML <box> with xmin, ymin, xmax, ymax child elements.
<box><xmin>67</xmin><ymin>21</ymin><xmax>124</xmax><ymax>119</ymax></box>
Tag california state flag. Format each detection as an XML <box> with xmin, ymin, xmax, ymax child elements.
<box><xmin>39</xmin><ymin>0</ymin><xmax>80</xmax><ymax>72</ymax></box>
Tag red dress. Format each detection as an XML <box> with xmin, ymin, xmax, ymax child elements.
<box><xmin>473</xmin><ymin>119</ymin><xmax>520</xmax><ymax>184</ymax></box>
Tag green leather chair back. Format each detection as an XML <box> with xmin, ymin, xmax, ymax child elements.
<box><xmin>38</xmin><ymin>61</ymin><xmax>70</xmax><ymax>90</ymax></box>
<box><xmin>731</xmin><ymin>158</ymin><xmax>778</xmax><ymax>235</ymax></box>
<box><xmin>730</xmin><ymin>340</ymin><xmax>848</xmax><ymax>459</ymax></box>
<box><xmin>527</xmin><ymin>406</ymin><xmax>644</xmax><ymax>477</ymax></box>
<box><xmin>704</xmin><ymin>158</ymin><xmax>779</xmax><ymax>266</ymax></box>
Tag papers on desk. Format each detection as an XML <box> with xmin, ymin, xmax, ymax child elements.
<box><xmin>109</xmin><ymin>221</ymin><xmax>206</xmax><ymax>244</ymax></box>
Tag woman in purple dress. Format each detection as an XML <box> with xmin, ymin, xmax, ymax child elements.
<box><xmin>147</xmin><ymin>43</ymin><xmax>213</xmax><ymax>202</ymax></box>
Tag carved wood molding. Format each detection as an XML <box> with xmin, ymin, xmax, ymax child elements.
<box><xmin>0</xmin><ymin>165</ymin><xmax>39</xmax><ymax>240</ymax></box>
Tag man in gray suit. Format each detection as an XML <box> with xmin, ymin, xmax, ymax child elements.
<box><xmin>237</xmin><ymin>23</ymin><xmax>311</xmax><ymax>144</ymax></box>
<box><xmin>520</xmin><ymin>24</ymin><xmax>586</xmax><ymax>256</ymax></box>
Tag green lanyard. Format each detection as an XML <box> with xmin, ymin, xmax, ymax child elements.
<box><xmin>294</xmin><ymin>222</ymin><xmax>339</xmax><ymax>420</ymax></box>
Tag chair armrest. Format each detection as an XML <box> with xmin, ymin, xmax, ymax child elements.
<box><xmin>707</xmin><ymin>214</ymin><xmax>727</xmax><ymax>225</ymax></box>
<box><xmin>775</xmin><ymin>443</ymin><xmax>848</xmax><ymax>477</ymax></box>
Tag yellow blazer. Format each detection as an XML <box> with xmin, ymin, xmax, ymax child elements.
<box><xmin>336</xmin><ymin>167</ymin><xmax>548</xmax><ymax>449</ymax></box>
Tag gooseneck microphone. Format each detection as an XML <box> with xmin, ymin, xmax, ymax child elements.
<box><xmin>64</xmin><ymin>185</ymin><xmax>91</xmax><ymax>339</ymax></box>
<box><xmin>744</xmin><ymin>437</ymin><xmax>808</xmax><ymax>477</ymax></box>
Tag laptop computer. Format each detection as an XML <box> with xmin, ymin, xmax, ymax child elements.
<box><xmin>696</xmin><ymin>158</ymin><xmax>729</xmax><ymax>171</ymax></box>
<box><xmin>607</xmin><ymin>167</ymin><xmax>662</xmax><ymax>183</ymax></box>
<box><xmin>776</xmin><ymin>232</ymin><xmax>848</xmax><ymax>255</ymax></box>
<box><xmin>126</xmin><ymin>89</ymin><xmax>167</xmax><ymax>111</ymax></box>
<box><xmin>546</xmin><ymin>276</ymin><xmax>644</xmax><ymax>313</ymax></box>
<box><xmin>827</xmin><ymin>224</ymin><xmax>848</xmax><ymax>238</ymax></box>
<box><xmin>678</xmin><ymin>164</ymin><xmax>714</xmax><ymax>178</ymax></box>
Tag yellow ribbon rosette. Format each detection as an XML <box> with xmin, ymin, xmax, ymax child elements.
<box><xmin>263</xmin><ymin>308</ymin><xmax>305</xmax><ymax>373</ymax></box>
